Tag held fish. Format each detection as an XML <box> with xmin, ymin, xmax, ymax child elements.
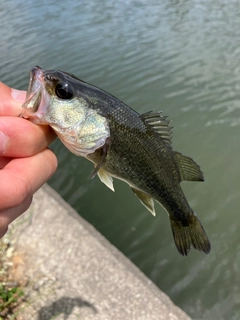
<box><xmin>21</xmin><ymin>66</ymin><xmax>211</xmax><ymax>256</ymax></box>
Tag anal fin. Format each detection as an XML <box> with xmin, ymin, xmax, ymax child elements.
<box><xmin>131</xmin><ymin>188</ymin><xmax>156</xmax><ymax>216</ymax></box>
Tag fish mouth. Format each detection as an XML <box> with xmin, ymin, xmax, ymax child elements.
<box><xmin>22</xmin><ymin>66</ymin><xmax>43</xmax><ymax>113</ymax></box>
<box><xmin>21</xmin><ymin>66</ymin><xmax>50</xmax><ymax>123</ymax></box>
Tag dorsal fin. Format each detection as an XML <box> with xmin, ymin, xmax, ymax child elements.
<box><xmin>140</xmin><ymin>111</ymin><xmax>173</xmax><ymax>147</ymax></box>
<box><xmin>174</xmin><ymin>152</ymin><xmax>204</xmax><ymax>182</ymax></box>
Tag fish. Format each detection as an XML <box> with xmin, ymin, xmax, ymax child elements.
<box><xmin>21</xmin><ymin>66</ymin><xmax>211</xmax><ymax>256</ymax></box>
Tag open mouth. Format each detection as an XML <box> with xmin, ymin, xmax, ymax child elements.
<box><xmin>22</xmin><ymin>66</ymin><xmax>44</xmax><ymax>113</ymax></box>
<box><xmin>21</xmin><ymin>66</ymin><xmax>51</xmax><ymax>124</ymax></box>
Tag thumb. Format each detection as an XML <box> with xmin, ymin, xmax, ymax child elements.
<box><xmin>0</xmin><ymin>82</ymin><xmax>26</xmax><ymax>116</ymax></box>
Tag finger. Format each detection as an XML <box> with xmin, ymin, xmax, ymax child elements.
<box><xmin>0</xmin><ymin>82</ymin><xmax>26</xmax><ymax>116</ymax></box>
<box><xmin>0</xmin><ymin>117</ymin><xmax>56</xmax><ymax>157</ymax></box>
<box><xmin>0</xmin><ymin>226</ymin><xmax>8</xmax><ymax>238</ymax></box>
<box><xmin>0</xmin><ymin>148</ymin><xmax>58</xmax><ymax>210</ymax></box>
<box><xmin>0</xmin><ymin>156</ymin><xmax>11</xmax><ymax>169</ymax></box>
<box><xmin>0</xmin><ymin>195</ymin><xmax>32</xmax><ymax>235</ymax></box>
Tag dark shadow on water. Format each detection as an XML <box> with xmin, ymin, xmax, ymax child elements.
<box><xmin>37</xmin><ymin>296</ymin><xmax>97</xmax><ymax>320</ymax></box>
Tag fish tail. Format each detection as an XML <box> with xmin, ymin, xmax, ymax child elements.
<box><xmin>170</xmin><ymin>213</ymin><xmax>211</xmax><ymax>256</ymax></box>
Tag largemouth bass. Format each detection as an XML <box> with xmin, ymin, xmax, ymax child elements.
<box><xmin>21</xmin><ymin>66</ymin><xmax>211</xmax><ymax>256</ymax></box>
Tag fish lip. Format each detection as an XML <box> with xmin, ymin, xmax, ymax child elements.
<box><xmin>27</xmin><ymin>66</ymin><xmax>43</xmax><ymax>99</ymax></box>
<box><xmin>22</xmin><ymin>66</ymin><xmax>44</xmax><ymax>113</ymax></box>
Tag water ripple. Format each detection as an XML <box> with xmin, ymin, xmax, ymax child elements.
<box><xmin>1</xmin><ymin>1</ymin><xmax>240</xmax><ymax>319</ymax></box>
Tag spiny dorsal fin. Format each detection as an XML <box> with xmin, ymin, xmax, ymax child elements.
<box><xmin>140</xmin><ymin>111</ymin><xmax>173</xmax><ymax>147</ymax></box>
<box><xmin>131</xmin><ymin>187</ymin><xmax>156</xmax><ymax>216</ymax></box>
<box><xmin>174</xmin><ymin>151</ymin><xmax>204</xmax><ymax>182</ymax></box>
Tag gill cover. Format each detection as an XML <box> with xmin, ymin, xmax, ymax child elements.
<box><xmin>22</xmin><ymin>66</ymin><xmax>110</xmax><ymax>157</ymax></box>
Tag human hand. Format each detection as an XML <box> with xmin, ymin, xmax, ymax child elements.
<box><xmin>0</xmin><ymin>82</ymin><xmax>57</xmax><ymax>238</ymax></box>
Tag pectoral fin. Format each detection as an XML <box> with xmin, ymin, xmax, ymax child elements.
<box><xmin>97</xmin><ymin>168</ymin><xmax>114</xmax><ymax>192</ymax></box>
<box><xmin>131</xmin><ymin>188</ymin><xmax>156</xmax><ymax>216</ymax></box>
<box><xmin>91</xmin><ymin>138</ymin><xmax>111</xmax><ymax>179</ymax></box>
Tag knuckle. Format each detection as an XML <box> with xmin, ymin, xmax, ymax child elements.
<box><xmin>44</xmin><ymin>149</ymin><xmax>58</xmax><ymax>178</ymax></box>
<box><xmin>11</xmin><ymin>178</ymin><xmax>32</xmax><ymax>208</ymax></box>
<box><xmin>22</xmin><ymin>195</ymin><xmax>33</xmax><ymax>212</ymax></box>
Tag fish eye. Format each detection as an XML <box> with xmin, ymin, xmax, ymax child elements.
<box><xmin>55</xmin><ymin>83</ymin><xmax>73</xmax><ymax>100</ymax></box>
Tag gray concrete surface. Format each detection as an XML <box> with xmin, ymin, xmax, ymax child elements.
<box><xmin>10</xmin><ymin>184</ymin><xmax>191</xmax><ymax>320</ymax></box>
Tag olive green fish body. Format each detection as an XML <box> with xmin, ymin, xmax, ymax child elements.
<box><xmin>87</xmin><ymin>100</ymin><xmax>191</xmax><ymax>212</ymax></box>
<box><xmin>21</xmin><ymin>66</ymin><xmax>211</xmax><ymax>256</ymax></box>
<box><xmin>79</xmin><ymin>89</ymin><xmax>210</xmax><ymax>256</ymax></box>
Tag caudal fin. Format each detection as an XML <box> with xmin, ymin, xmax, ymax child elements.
<box><xmin>170</xmin><ymin>214</ymin><xmax>211</xmax><ymax>256</ymax></box>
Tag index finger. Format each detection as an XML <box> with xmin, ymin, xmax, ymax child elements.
<box><xmin>0</xmin><ymin>82</ymin><xmax>26</xmax><ymax>116</ymax></box>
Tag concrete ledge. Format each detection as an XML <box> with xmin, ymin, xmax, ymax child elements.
<box><xmin>10</xmin><ymin>184</ymin><xmax>191</xmax><ymax>320</ymax></box>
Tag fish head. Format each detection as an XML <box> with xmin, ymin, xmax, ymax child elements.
<box><xmin>22</xmin><ymin>66</ymin><xmax>110</xmax><ymax>157</ymax></box>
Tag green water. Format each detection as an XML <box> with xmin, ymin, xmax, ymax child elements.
<box><xmin>1</xmin><ymin>1</ymin><xmax>240</xmax><ymax>318</ymax></box>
